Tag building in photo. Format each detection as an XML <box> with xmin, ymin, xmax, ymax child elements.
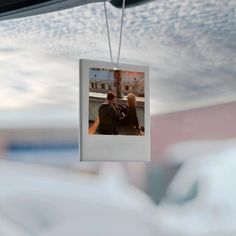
<box><xmin>89</xmin><ymin>68</ymin><xmax>144</xmax><ymax>97</ymax></box>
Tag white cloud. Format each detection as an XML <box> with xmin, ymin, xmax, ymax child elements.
<box><xmin>0</xmin><ymin>43</ymin><xmax>78</xmax><ymax>109</ymax></box>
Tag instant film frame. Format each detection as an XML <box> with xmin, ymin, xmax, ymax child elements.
<box><xmin>80</xmin><ymin>59</ymin><xmax>150</xmax><ymax>161</ymax></box>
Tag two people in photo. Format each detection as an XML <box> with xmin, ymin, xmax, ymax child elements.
<box><xmin>96</xmin><ymin>92</ymin><xmax>140</xmax><ymax>135</ymax></box>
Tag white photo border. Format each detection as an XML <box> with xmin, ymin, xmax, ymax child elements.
<box><xmin>80</xmin><ymin>59</ymin><xmax>150</xmax><ymax>161</ymax></box>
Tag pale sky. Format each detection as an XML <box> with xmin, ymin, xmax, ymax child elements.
<box><xmin>0</xmin><ymin>0</ymin><xmax>235</xmax><ymax>121</ymax></box>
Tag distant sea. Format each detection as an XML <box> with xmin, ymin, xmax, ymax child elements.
<box><xmin>5</xmin><ymin>143</ymin><xmax>79</xmax><ymax>167</ymax></box>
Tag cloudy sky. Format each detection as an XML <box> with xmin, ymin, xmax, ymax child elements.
<box><xmin>0</xmin><ymin>0</ymin><xmax>235</xmax><ymax>124</ymax></box>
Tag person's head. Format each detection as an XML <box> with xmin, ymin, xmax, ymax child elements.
<box><xmin>107</xmin><ymin>92</ymin><xmax>116</xmax><ymax>104</ymax></box>
<box><xmin>127</xmin><ymin>93</ymin><xmax>136</xmax><ymax>107</ymax></box>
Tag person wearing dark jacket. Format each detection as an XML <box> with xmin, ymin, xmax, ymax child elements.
<box><xmin>96</xmin><ymin>92</ymin><xmax>121</xmax><ymax>135</ymax></box>
<box><xmin>119</xmin><ymin>93</ymin><xmax>139</xmax><ymax>129</ymax></box>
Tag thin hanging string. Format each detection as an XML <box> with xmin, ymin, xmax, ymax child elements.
<box><xmin>104</xmin><ymin>0</ymin><xmax>126</xmax><ymax>69</ymax></box>
<box><xmin>116</xmin><ymin>0</ymin><xmax>126</xmax><ymax>68</ymax></box>
<box><xmin>104</xmin><ymin>1</ymin><xmax>113</xmax><ymax>63</ymax></box>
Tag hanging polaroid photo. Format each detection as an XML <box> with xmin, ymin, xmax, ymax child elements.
<box><xmin>79</xmin><ymin>59</ymin><xmax>150</xmax><ymax>161</ymax></box>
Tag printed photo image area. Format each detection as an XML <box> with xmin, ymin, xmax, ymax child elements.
<box><xmin>88</xmin><ymin>67</ymin><xmax>145</xmax><ymax>136</ymax></box>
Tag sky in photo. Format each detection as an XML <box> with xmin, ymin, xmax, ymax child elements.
<box><xmin>0</xmin><ymin>0</ymin><xmax>235</xmax><ymax>126</ymax></box>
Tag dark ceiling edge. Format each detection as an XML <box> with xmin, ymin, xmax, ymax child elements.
<box><xmin>0</xmin><ymin>0</ymin><xmax>52</xmax><ymax>14</ymax></box>
<box><xmin>0</xmin><ymin>0</ymin><xmax>103</xmax><ymax>21</ymax></box>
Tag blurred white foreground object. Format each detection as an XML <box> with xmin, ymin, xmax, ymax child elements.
<box><xmin>155</xmin><ymin>139</ymin><xmax>236</xmax><ymax>236</ymax></box>
<box><xmin>0</xmin><ymin>161</ymin><xmax>156</xmax><ymax>236</ymax></box>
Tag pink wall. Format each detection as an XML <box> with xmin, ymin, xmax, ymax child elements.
<box><xmin>151</xmin><ymin>102</ymin><xmax>236</xmax><ymax>160</ymax></box>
